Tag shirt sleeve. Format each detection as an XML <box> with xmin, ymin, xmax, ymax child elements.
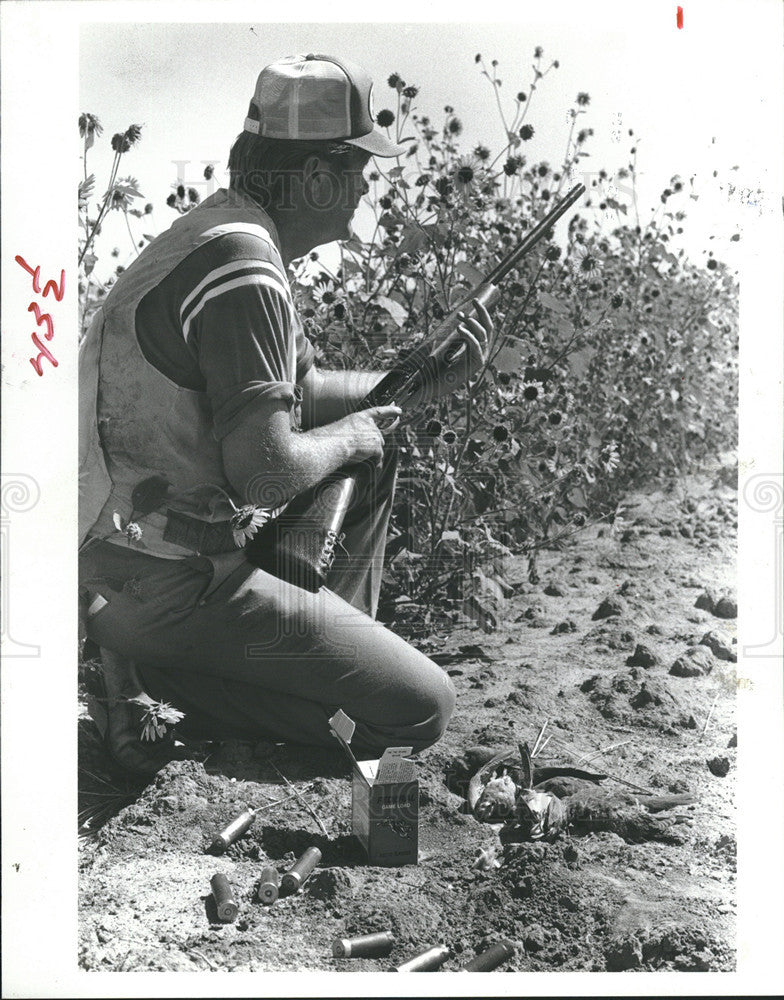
<box><xmin>292</xmin><ymin>309</ymin><xmax>316</xmax><ymax>382</ymax></box>
<box><xmin>184</xmin><ymin>258</ymin><xmax>303</xmax><ymax>440</ymax></box>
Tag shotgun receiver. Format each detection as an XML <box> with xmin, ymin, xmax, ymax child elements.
<box><xmin>246</xmin><ymin>183</ymin><xmax>585</xmax><ymax>591</ymax></box>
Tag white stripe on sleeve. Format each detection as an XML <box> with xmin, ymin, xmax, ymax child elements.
<box><xmin>181</xmin><ymin>272</ymin><xmax>294</xmax><ymax>344</ymax></box>
<box><xmin>180</xmin><ymin>259</ymin><xmax>290</xmax><ymax>329</ymax></box>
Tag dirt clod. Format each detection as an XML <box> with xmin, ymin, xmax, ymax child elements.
<box><xmin>707</xmin><ymin>756</ymin><xmax>730</xmax><ymax>778</ymax></box>
<box><xmin>700</xmin><ymin>629</ymin><xmax>736</xmax><ymax>662</ymax></box>
<box><xmin>694</xmin><ymin>590</ymin><xmax>716</xmax><ymax>613</ymax></box>
<box><xmin>605</xmin><ymin>933</ymin><xmax>643</xmax><ymax>970</ymax></box>
<box><xmin>626</xmin><ymin>643</ymin><xmax>659</xmax><ymax>668</ymax></box>
<box><xmin>580</xmin><ymin>670</ymin><xmax>688</xmax><ymax>727</ymax></box>
<box><xmin>592</xmin><ymin>596</ymin><xmax>626</xmax><ymax>620</ymax></box>
<box><xmin>305</xmin><ymin>868</ymin><xmax>354</xmax><ymax>902</ymax></box>
<box><xmin>712</xmin><ymin>595</ymin><xmax>737</xmax><ymax>619</ymax></box>
<box><xmin>522</xmin><ymin>924</ymin><xmax>547</xmax><ymax>952</ymax></box>
<box><xmin>670</xmin><ymin>646</ymin><xmax>715</xmax><ymax>677</ymax></box>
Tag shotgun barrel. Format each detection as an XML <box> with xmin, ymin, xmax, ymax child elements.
<box><xmin>363</xmin><ymin>182</ymin><xmax>585</xmax><ymax>409</ymax></box>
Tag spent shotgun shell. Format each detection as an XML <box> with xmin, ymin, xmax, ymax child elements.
<box><xmin>396</xmin><ymin>944</ymin><xmax>451</xmax><ymax>972</ymax></box>
<box><xmin>210</xmin><ymin>873</ymin><xmax>239</xmax><ymax>923</ymax></box>
<box><xmin>332</xmin><ymin>931</ymin><xmax>395</xmax><ymax>959</ymax></box>
<box><xmin>280</xmin><ymin>846</ymin><xmax>321</xmax><ymax>895</ymax></box>
<box><xmin>461</xmin><ymin>939</ymin><xmax>515</xmax><ymax>972</ymax></box>
<box><xmin>256</xmin><ymin>866</ymin><xmax>280</xmax><ymax>905</ymax></box>
<box><xmin>208</xmin><ymin>808</ymin><xmax>256</xmax><ymax>853</ymax></box>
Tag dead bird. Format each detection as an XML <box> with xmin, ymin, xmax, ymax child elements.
<box><xmin>469</xmin><ymin>743</ymin><xmax>695</xmax><ymax>844</ymax></box>
<box><xmin>512</xmin><ymin>743</ymin><xmax>568</xmax><ymax>841</ymax></box>
<box><xmin>468</xmin><ymin>743</ymin><xmax>606</xmax><ymax>823</ymax></box>
<box><xmin>558</xmin><ymin>784</ymin><xmax>695</xmax><ymax>845</ymax></box>
<box><xmin>471</xmin><ymin>743</ymin><xmax>576</xmax><ymax>840</ymax></box>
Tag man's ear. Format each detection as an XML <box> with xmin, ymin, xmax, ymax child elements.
<box><xmin>306</xmin><ymin>155</ymin><xmax>340</xmax><ymax>211</ymax></box>
<box><xmin>302</xmin><ymin>155</ymin><xmax>322</xmax><ymax>182</ymax></box>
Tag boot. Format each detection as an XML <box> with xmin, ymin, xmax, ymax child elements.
<box><xmin>87</xmin><ymin>646</ymin><xmax>183</xmax><ymax>776</ymax></box>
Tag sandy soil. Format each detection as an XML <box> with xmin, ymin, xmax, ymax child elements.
<box><xmin>78</xmin><ymin>470</ymin><xmax>737</xmax><ymax>973</ymax></box>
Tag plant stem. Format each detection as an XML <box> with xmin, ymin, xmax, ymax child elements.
<box><xmin>124</xmin><ymin>211</ymin><xmax>140</xmax><ymax>257</ymax></box>
<box><xmin>79</xmin><ymin>150</ymin><xmax>122</xmax><ymax>267</ymax></box>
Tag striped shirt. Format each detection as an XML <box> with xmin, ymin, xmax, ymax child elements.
<box><xmin>135</xmin><ymin>229</ymin><xmax>315</xmax><ymax>439</ymax></box>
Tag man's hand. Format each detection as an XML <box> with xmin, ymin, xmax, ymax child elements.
<box><xmin>408</xmin><ymin>298</ymin><xmax>493</xmax><ymax>407</ymax></box>
<box><xmin>222</xmin><ymin>398</ymin><xmax>400</xmax><ymax>510</ymax></box>
<box><xmin>319</xmin><ymin>405</ymin><xmax>401</xmax><ymax>466</ymax></box>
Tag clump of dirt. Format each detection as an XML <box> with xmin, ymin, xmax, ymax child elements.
<box><xmin>579</xmin><ymin>669</ymin><xmax>695</xmax><ymax>729</ymax></box>
<box><xmin>79</xmin><ymin>473</ymin><xmax>737</xmax><ymax>973</ymax></box>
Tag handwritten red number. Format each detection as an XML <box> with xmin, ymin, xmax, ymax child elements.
<box><xmin>17</xmin><ymin>255</ymin><xmax>65</xmax><ymax>376</ymax></box>
<box><xmin>15</xmin><ymin>255</ymin><xmax>41</xmax><ymax>293</ymax></box>
<box><xmin>28</xmin><ymin>301</ymin><xmax>55</xmax><ymax>340</ymax></box>
<box><xmin>42</xmin><ymin>270</ymin><xmax>66</xmax><ymax>302</ymax></box>
<box><xmin>30</xmin><ymin>333</ymin><xmax>58</xmax><ymax>376</ymax></box>
<box><xmin>16</xmin><ymin>255</ymin><xmax>65</xmax><ymax>300</ymax></box>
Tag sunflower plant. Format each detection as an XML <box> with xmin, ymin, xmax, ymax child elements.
<box><xmin>290</xmin><ymin>49</ymin><xmax>737</xmax><ymax>627</ymax></box>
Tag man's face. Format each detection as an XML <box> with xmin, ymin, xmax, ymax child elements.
<box><xmin>305</xmin><ymin>150</ymin><xmax>371</xmax><ymax>244</ymax></box>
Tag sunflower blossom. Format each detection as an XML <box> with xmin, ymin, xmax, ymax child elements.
<box><xmin>79</xmin><ymin>113</ymin><xmax>103</xmax><ymax>141</ymax></box>
<box><xmin>124</xmin><ymin>124</ymin><xmax>143</xmax><ymax>146</ymax></box>
<box><xmin>571</xmin><ymin>243</ymin><xmax>603</xmax><ymax>277</ymax></box>
<box><xmin>453</xmin><ymin>155</ymin><xmax>482</xmax><ymax>199</ymax></box>
<box><xmin>230</xmin><ymin>504</ymin><xmax>269</xmax><ymax>546</ymax></box>
<box><xmin>125</xmin><ymin>521</ymin><xmax>143</xmax><ymax>542</ymax></box>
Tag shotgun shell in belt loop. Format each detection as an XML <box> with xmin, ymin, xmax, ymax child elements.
<box><xmin>256</xmin><ymin>866</ymin><xmax>280</xmax><ymax>905</ymax></box>
<box><xmin>280</xmin><ymin>846</ymin><xmax>321</xmax><ymax>895</ymax></box>
<box><xmin>460</xmin><ymin>939</ymin><xmax>515</xmax><ymax>972</ymax></box>
<box><xmin>396</xmin><ymin>944</ymin><xmax>451</xmax><ymax>972</ymax></box>
<box><xmin>210</xmin><ymin>873</ymin><xmax>239</xmax><ymax>923</ymax></box>
<box><xmin>332</xmin><ymin>930</ymin><xmax>395</xmax><ymax>959</ymax></box>
<box><xmin>208</xmin><ymin>808</ymin><xmax>256</xmax><ymax>854</ymax></box>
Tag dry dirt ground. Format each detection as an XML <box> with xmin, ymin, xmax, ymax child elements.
<box><xmin>78</xmin><ymin>470</ymin><xmax>737</xmax><ymax>973</ymax></box>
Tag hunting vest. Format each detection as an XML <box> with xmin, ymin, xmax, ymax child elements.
<box><xmin>78</xmin><ymin>189</ymin><xmax>296</xmax><ymax>559</ymax></box>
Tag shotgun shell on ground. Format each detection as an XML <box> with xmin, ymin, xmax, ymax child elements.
<box><xmin>210</xmin><ymin>873</ymin><xmax>239</xmax><ymax>923</ymax></box>
<box><xmin>396</xmin><ymin>944</ymin><xmax>451</xmax><ymax>972</ymax></box>
<box><xmin>332</xmin><ymin>931</ymin><xmax>395</xmax><ymax>959</ymax></box>
<box><xmin>460</xmin><ymin>939</ymin><xmax>515</xmax><ymax>971</ymax></box>
<box><xmin>280</xmin><ymin>846</ymin><xmax>321</xmax><ymax>895</ymax></box>
<box><xmin>208</xmin><ymin>808</ymin><xmax>256</xmax><ymax>853</ymax></box>
<box><xmin>256</xmin><ymin>866</ymin><xmax>280</xmax><ymax>905</ymax></box>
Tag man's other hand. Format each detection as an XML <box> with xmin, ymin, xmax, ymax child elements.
<box><xmin>409</xmin><ymin>297</ymin><xmax>493</xmax><ymax>406</ymax></box>
<box><xmin>322</xmin><ymin>405</ymin><xmax>401</xmax><ymax>466</ymax></box>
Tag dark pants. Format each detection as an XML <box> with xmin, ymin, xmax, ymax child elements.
<box><xmin>79</xmin><ymin>451</ymin><xmax>455</xmax><ymax>757</ymax></box>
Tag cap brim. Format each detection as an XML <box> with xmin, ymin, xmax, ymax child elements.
<box><xmin>345</xmin><ymin>128</ymin><xmax>407</xmax><ymax>158</ymax></box>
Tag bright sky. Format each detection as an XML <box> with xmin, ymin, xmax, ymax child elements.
<box><xmin>80</xmin><ymin>6</ymin><xmax>776</xmax><ymax>279</ymax></box>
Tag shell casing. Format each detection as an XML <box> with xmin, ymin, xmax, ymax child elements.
<box><xmin>256</xmin><ymin>866</ymin><xmax>280</xmax><ymax>905</ymax></box>
<box><xmin>461</xmin><ymin>939</ymin><xmax>515</xmax><ymax>972</ymax></box>
<box><xmin>210</xmin><ymin>873</ymin><xmax>239</xmax><ymax>923</ymax></box>
<box><xmin>396</xmin><ymin>944</ymin><xmax>451</xmax><ymax>972</ymax></box>
<box><xmin>332</xmin><ymin>930</ymin><xmax>395</xmax><ymax>959</ymax></box>
<box><xmin>208</xmin><ymin>808</ymin><xmax>256</xmax><ymax>853</ymax></box>
<box><xmin>280</xmin><ymin>846</ymin><xmax>321</xmax><ymax>895</ymax></box>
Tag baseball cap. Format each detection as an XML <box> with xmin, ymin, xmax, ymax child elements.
<box><xmin>243</xmin><ymin>53</ymin><xmax>407</xmax><ymax>158</ymax></box>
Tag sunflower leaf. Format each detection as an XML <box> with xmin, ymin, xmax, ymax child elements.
<box><xmin>539</xmin><ymin>291</ymin><xmax>570</xmax><ymax>315</ymax></box>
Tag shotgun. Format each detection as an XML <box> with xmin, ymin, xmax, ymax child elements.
<box><xmin>246</xmin><ymin>183</ymin><xmax>586</xmax><ymax>591</ymax></box>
